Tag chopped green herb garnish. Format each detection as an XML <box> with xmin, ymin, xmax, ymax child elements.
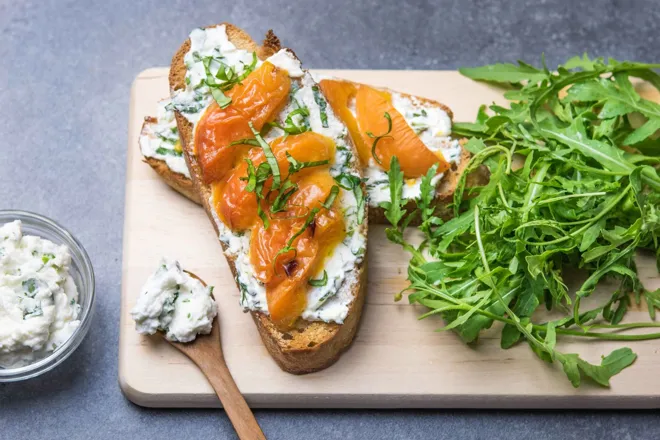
<box><xmin>248</xmin><ymin>122</ymin><xmax>281</xmax><ymax>190</ymax></box>
<box><xmin>366</xmin><ymin>112</ymin><xmax>393</xmax><ymax>165</ymax></box>
<box><xmin>308</xmin><ymin>270</ymin><xmax>328</xmax><ymax>287</ymax></box>
<box><xmin>269</xmin><ymin>107</ymin><xmax>311</xmax><ymax>137</ymax></box>
<box><xmin>270</xmin><ymin>180</ymin><xmax>299</xmax><ymax>214</ymax></box>
<box><xmin>22</xmin><ymin>278</ymin><xmax>37</xmax><ymax>297</ymax></box>
<box><xmin>155</xmin><ymin>147</ymin><xmax>183</xmax><ymax>157</ymax></box>
<box><xmin>286</xmin><ymin>152</ymin><xmax>329</xmax><ymax>174</ymax></box>
<box><xmin>41</xmin><ymin>253</ymin><xmax>55</xmax><ymax>264</ymax></box>
<box><xmin>200</xmin><ymin>51</ymin><xmax>258</xmax><ymax>109</ymax></box>
<box><xmin>334</xmin><ymin>173</ymin><xmax>366</xmax><ymax>225</ymax></box>
<box><xmin>272</xmin><ymin>187</ymin><xmax>340</xmax><ymax>269</ymax></box>
<box><xmin>312</xmin><ymin>85</ymin><xmax>329</xmax><ymax>128</ymax></box>
<box><xmin>156</xmin><ymin>132</ymin><xmax>178</xmax><ymax>144</ymax></box>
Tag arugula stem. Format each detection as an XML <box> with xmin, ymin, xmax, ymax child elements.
<box><xmin>553</xmin><ymin>328</ymin><xmax>660</xmax><ymax>341</ymax></box>
<box><xmin>526</xmin><ymin>185</ymin><xmax>631</xmax><ymax>246</ymax></box>
<box><xmin>535</xmin><ymin>191</ymin><xmax>607</xmax><ymax>206</ymax></box>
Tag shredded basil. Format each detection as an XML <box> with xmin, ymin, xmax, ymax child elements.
<box><xmin>270</xmin><ymin>180</ymin><xmax>299</xmax><ymax>214</ymax></box>
<box><xmin>200</xmin><ymin>51</ymin><xmax>259</xmax><ymax>109</ymax></box>
<box><xmin>308</xmin><ymin>270</ymin><xmax>328</xmax><ymax>287</ymax></box>
<box><xmin>334</xmin><ymin>173</ymin><xmax>366</xmax><ymax>225</ymax></box>
<box><xmin>286</xmin><ymin>152</ymin><xmax>329</xmax><ymax>174</ymax></box>
<box><xmin>322</xmin><ymin>185</ymin><xmax>340</xmax><ymax>209</ymax></box>
<box><xmin>272</xmin><ymin>186</ymin><xmax>340</xmax><ymax>269</ymax></box>
<box><xmin>155</xmin><ymin>147</ymin><xmax>183</xmax><ymax>157</ymax></box>
<box><xmin>312</xmin><ymin>85</ymin><xmax>329</xmax><ymax>128</ymax></box>
<box><xmin>269</xmin><ymin>107</ymin><xmax>310</xmax><ymax>137</ymax></box>
<box><xmin>249</xmin><ymin>122</ymin><xmax>281</xmax><ymax>190</ymax></box>
<box><xmin>314</xmin><ymin>290</ymin><xmax>337</xmax><ymax>310</ymax></box>
<box><xmin>366</xmin><ymin>112</ymin><xmax>393</xmax><ymax>165</ymax></box>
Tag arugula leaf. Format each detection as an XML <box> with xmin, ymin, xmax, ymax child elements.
<box><xmin>379</xmin><ymin>156</ymin><xmax>406</xmax><ymax>226</ymax></box>
<box><xmin>459</xmin><ymin>61</ymin><xmax>547</xmax><ymax>84</ymax></box>
<box><xmin>557</xmin><ymin>348</ymin><xmax>636</xmax><ymax>388</ymax></box>
<box><xmin>383</xmin><ymin>54</ymin><xmax>660</xmax><ymax>388</ymax></box>
<box><xmin>624</xmin><ymin>118</ymin><xmax>660</xmax><ymax>145</ymax></box>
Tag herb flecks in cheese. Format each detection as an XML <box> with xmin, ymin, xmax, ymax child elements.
<box><xmin>131</xmin><ymin>258</ymin><xmax>217</xmax><ymax>343</ymax></box>
<box><xmin>171</xmin><ymin>25</ymin><xmax>259</xmax><ymax>124</ymax></box>
<box><xmin>0</xmin><ymin>221</ymin><xmax>81</xmax><ymax>368</ymax></box>
<box><xmin>139</xmin><ymin>98</ymin><xmax>189</xmax><ymax>178</ymax></box>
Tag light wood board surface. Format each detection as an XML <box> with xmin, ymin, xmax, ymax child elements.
<box><xmin>119</xmin><ymin>68</ymin><xmax>660</xmax><ymax>408</ymax></box>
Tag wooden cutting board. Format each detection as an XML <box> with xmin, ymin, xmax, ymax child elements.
<box><xmin>119</xmin><ymin>68</ymin><xmax>660</xmax><ymax>408</ymax></box>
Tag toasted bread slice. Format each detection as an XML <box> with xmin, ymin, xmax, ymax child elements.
<box><xmin>169</xmin><ymin>23</ymin><xmax>368</xmax><ymax>374</ymax></box>
<box><xmin>140</xmin><ymin>114</ymin><xmax>202</xmax><ymax>204</ymax></box>
<box><xmin>318</xmin><ymin>79</ymin><xmax>489</xmax><ymax>224</ymax></box>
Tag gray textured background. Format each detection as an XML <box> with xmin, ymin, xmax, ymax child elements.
<box><xmin>1</xmin><ymin>0</ymin><xmax>659</xmax><ymax>438</ymax></box>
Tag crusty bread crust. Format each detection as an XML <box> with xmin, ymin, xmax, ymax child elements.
<box><xmin>140</xmin><ymin>117</ymin><xmax>202</xmax><ymax>204</ymax></box>
<box><xmin>169</xmin><ymin>24</ymin><xmax>367</xmax><ymax>374</ymax></box>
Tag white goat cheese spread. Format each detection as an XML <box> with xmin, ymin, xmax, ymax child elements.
<box><xmin>172</xmin><ymin>25</ymin><xmax>366</xmax><ymax>324</ymax></box>
<box><xmin>0</xmin><ymin>220</ymin><xmax>81</xmax><ymax>368</ymax></box>
<box><xmin>131</xmin><ymin>258</ymin><xmax>217</xmax><ymax>343</ymax></box>
<box><xmin>139</xmin><ymin>98</ymin><xmax>189</xmax><ymax>178</ymax></box>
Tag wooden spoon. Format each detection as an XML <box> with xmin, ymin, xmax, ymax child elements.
<box><xmin>166</xmin><ymin>273</ymin><xmax>266</xmax><ymax>440</ymax></box>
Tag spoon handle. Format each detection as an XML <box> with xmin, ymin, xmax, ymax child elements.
<box><xmin>201</xmin><ymin>357</ymin><xmax>266</xmax><ymax>440</ymax></box>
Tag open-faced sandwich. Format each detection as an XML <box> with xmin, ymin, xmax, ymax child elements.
<box><xmin>167</xmin><ymin>23</ymin><xmax>368</xmax><ymax>374</ymax></box>
<box><xmin>140</xmin><ymin>47</ymin><xmax>485</xmax><ymax>223</ymax></box>
<box><xmin>318</xmin><ymin>78</ymin><xmax>484</xmax><ymax>222</ymax></box>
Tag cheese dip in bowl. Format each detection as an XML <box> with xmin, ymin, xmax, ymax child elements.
<box><xmin>0</xmin><ymin>211</ymin><xmax>95</xmax><ymax>382</ymax></box>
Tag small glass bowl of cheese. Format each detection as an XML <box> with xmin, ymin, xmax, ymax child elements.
<box><xmin>0</xmin><ymin>210</ymin><xmax>95</xmax><ymax>382</ymax></box>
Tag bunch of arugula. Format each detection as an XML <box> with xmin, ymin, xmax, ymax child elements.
<box><xmin>383</xmin><ymin>55</ymin><xmax>660</xmax><ymax>387</ymax></box>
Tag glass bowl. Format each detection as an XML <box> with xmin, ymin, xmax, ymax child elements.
<box><xmin>0</xmin><ymin>210</ymin><xmax>95</xmax><ymax>382</ymax></box>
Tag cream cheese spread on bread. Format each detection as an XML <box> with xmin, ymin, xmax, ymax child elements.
<box><xmin>139</xmin><ymin>99</ymin><xmax>190</xmax><ymax>178</ymax></box>
<box><xmin>173</xmin><ymin>25</ymin><xmax>366</xmax><ymax>325</ymax></box>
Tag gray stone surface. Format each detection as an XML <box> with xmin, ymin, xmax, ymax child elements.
<box><xmin>1</xmin><ymin>0</ymin><xmax>659</xmax><ymax>438</ymax></box>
